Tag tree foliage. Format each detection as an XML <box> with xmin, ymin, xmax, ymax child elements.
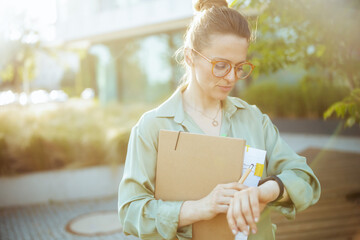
<box><xmin>0</xmin><ymin>29</ymin><xmax>65</xmax><ymax>92</ymax></box>
<box><xmin>231</xmin><ymin>0</ymin><xmax>360</xmax><ymax>127</ymax></box>
<box><xmin>0</xmin><ymin>31</ymin><xmax>39</xmax><ymax>91</ymax></box>
<box><xmin>324</xmin><ymin>88</ymin><xmax>360</xmax><ymax>127</ymax></box>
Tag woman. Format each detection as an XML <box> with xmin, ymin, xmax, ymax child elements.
<box><xmin>118</xmin><ymin>0</ymin><xmax>321</xmax><ymax>239</ymax></box>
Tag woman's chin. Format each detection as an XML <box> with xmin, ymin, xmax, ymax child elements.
<box><xmin>213</xmin><ymin>92</ymin><xmax>229</xmax><ymax>101</ymax></box>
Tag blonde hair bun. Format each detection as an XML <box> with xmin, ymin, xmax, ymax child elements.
<box><xmin>193</xmin><ymin>0</ymin><xmax>228</xmax><ymax>12</ymax></box>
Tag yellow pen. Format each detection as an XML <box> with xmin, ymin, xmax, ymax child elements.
<box><xmin>238</xmin><ymin>164</ymin><xmax>254</xmax><ymax>184</ymax></box>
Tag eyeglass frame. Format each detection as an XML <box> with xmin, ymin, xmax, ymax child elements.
<box><xmin>189</xmin><ymin>48</ymin><xmax>255</xmax><ymax>80</ymax></box>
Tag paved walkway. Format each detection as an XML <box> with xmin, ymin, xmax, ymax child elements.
<box><xmin>0</xmin><ymin>196</ymin><xmax>138</xmax><ymax>240</ymax></box>
<box><xmin>0</xmin><ymin>131</ymin><xmax>359</xmax><ymax>240</ymax></box>
<box><xmin>0</xmin><ymin>196</ymin><xmax>137</xmax><ymax>240</ymax></box>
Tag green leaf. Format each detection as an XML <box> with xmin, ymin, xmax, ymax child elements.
<box><xmin>315</xmin><ymin>45</ymin><xmax>326</xmax><ymax>57</ymax></box>
<box><xmin>0</xmin><ymin>64</ymin><xmax>15</xmax><ymax>82</ymax></box>
<box><xmin>323</xmin><ymin>106</ymin><xmax>335</xmax><ymax>119</ymax></box>
<box><xmin>346</xmin><ymin>117</ymin><xmax>356</xmax><ymax>127</ymax></box>
<box><xmin>229</xmin><ymin>0</ymin><xmax>238</xmax><ymax>8</ymax></box>
<box><xmin>334</xmin><ymin>103</ymin><xmax>346</xmax><ymax>118</ymax></box>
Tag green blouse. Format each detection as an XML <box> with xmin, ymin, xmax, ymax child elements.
<box><xmin>118</xmin><ymin>87</ymin><xmax>321</xmax><ymax>240</ymax></box>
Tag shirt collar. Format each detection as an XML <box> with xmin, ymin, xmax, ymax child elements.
<box><xmin>155</xmin><ymin>86</ymin><xmax>245</xmax><ymax>123</ymax></box>
<box><xmin>155</xmin><ymin>87</ymin><xmax>186</xmax><ymax>124</ymax></box>
<box><xmin>223</xmin><ymin>95</ymin><xmax>246</xmax><ymax>117</ymax></box>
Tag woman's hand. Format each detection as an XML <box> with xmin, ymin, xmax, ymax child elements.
<box><xmin>178</xmin><ymin>182</ymin><xmax>247</xmax><ymax>228</ymax></box>
<box><xmin>198</xmin><ymin>182</ymin><xmax>247</xmax><ymax>221</ymax></box>
<box><xmin>226</xmin><ymin>180</ymin><xmax>281</xmax><ymax>236</ymax></box>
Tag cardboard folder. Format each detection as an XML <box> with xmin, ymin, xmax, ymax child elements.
<box><xmin>155</xmin><ymin>130</ymin><xmax>246</xmax><ymax>240</ymax></box>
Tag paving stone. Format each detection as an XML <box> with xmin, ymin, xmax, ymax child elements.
<box><xmin>0</xmin><ymin>196</ymin><xmax>139</xmax><ymax>240</ymax></box>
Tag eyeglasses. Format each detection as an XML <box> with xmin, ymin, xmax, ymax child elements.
<box><xmin>191</xmin><ymin>48</ymin><xmax>255</xmax><ymax>80</ymax></box>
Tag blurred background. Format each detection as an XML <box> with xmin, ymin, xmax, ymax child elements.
<box><xmin>0</xmin><ymin>0</ymin><xmax>359</xmax><ymax>176</ymax></box>
<box><xmin>0</xmin><ymin>0</ymin><xmax>359</xmax><ymax>239</ymax></box>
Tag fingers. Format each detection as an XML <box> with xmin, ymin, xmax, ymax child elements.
<box><xmin>212</xmin><ymin>185</ymin><xmax>246</xmax><ymax>206</ymax></box>
<box><xmin>233</xmin><ymin>193</ymin><xmax>250</xmax><ymax>236</ymax></box>
<box><xmin>240</xmin><ymin>192</ymin><xmax>257</xmax><ymax>234</ymax></box>
<box><xmin>249</xmin><ymin>189</ymin><xmax>260</xmax><ymax>225</ymax></box>
<box><xmin>211</xmin><ymin>183</ymin><xmax>259</xmax><ymax>224</ymax></box>
<box><xmin>217</xmin><ymin>196</ymin><xmax>233</xmax><ymax>205</ymax></box>
<box><xmin>221</xmin><ymin>182</ymin><xmax>248</xmax><ymax>191</ymax></box>
<box><xmin>229</xmin><ymin>187</ymin><xmax>261</xmax><ymax>236</ymax></box>
<box><xmin>222</xmin><ymin>189</ymin><xmax>238</xmax><ymax>197</ymax></box>
<box><xmin>216</xmin><ymin>204</ymin><xmax>229</xmax><ymax>213</ymax></box>
<box><xmin>214</xmin><ymin>190</ymin><xmax>236</xmax><ymax>207</ymax></box>
<box><xmin>206</xmin><ymin>184</ymin><xmax>242</xmax><ymax>219</ymax></box>
<box><xmin>227</xmin><ymin>198</ymin><xmax>239</xmax><ymax>235</ymax></box>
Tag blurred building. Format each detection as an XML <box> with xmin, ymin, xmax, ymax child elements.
<box><xmin>54</xmin><ymin>0</ymin><xmax>194</xmax><ymax>104</ymax></box>
<box><xmin>54</xmin><ymin>0</ymin><xmax>261</xmax><ymax>104</ymax></box>
<box><xmin>0</xmin><ymin>0</ymin><xmax>261</xmax><ymax>104</ymax></box>
<box><xmin>56</xmin><ymin>0</ymin><xmax>193</xmax><ymax>43</ymax></box>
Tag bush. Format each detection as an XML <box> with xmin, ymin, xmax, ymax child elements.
<box><xmin>0</xmin><ymin>99</ymin><xmax>152</xmax><ymax>176</ymax></box>
<box><xmin>240</xmin><ymin>78</ymin><xmax>350</xmax><ymax>118</ymax></box>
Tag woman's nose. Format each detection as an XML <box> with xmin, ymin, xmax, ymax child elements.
<box><xmin>224</xmin><ymin>67</ymin><xmax>237</xmax><ymax>82</ymax></box>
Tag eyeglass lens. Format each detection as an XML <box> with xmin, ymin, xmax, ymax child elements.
<box><xmin>213</xmin><ymin>62</ymin><xmax>252</xmax><ymax>79</ymax></box>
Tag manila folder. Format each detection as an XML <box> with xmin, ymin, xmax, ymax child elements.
<box><xmin>155</xmin><ymin>130</ymin><xmax>246</xmax><ymax>240</ymax></box>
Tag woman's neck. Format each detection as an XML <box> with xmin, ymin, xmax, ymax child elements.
<box><xmin>182</xmin><ymin>80</ymin><xmax>221</xmax><ymax>112</ymax></box>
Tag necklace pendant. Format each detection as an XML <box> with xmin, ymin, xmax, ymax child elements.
<box><xmin>212</xmin><ymin>119</ymin><xmax>219</xmax><ymax>127</ymax></box>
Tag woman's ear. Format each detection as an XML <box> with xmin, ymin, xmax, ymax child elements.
<box><xmin>184</xmin><ymin>48</ymin><xmax>194</xmax><ymax>66</ymax></box>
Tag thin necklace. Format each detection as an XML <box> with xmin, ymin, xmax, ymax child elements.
<box><xmin>184</xmin><ymin>100</ymin><xmax>222</xmax><ymax>127</ymax></box>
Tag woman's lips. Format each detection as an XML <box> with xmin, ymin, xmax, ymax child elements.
<box><xmin>218</xmin><ymin>86</ymin><xmax>233</xmax><ymax>91</ymax></box>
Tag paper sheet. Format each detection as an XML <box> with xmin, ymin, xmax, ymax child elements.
<box><xmin>241</xmin><ymin>145</ymin><xmax>266</xmax><ymax>187</ymax></box>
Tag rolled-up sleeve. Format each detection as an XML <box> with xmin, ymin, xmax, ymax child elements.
<box><xmin>261</xmin><ymin>114</ymin><xmax>321</xmax><ymax>219</ymax></box>
<box><xmin>118</xmin><ymin>118</ymin><xmax>192</xmax><ymax>240</ymax></box>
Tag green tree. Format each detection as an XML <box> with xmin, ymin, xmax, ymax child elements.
<box><xmin>0</xmin><ymin>29</ymin><xmax>39</xmax><ymax>92</ymax></box>
<box><xmin>230</xmin><ymin>0</ymin><xmax>360</xmax><ymax>127</ymax></box>
<box><xmin>0</xmin><ymin>28</ymin><xmax>76</xmax><ymax>96</ymax></box>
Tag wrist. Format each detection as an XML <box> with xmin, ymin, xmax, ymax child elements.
<box><xmin>191</xmin><ymin>200</ymin><xmax>206</xmax><ymax>220</ymax></box>
<box><xmin>178</xmin><ymin>200</ymin><xmax>204</xmax><ymax>228</ymax></box>
<box><xmin>196</xmin><ymin>198</ymin><xmax>215</xmax><ymax>221</ymax></box>
<box><xmin>258</xmin><ymin>180</ymin><xmax>281</xmax><ymax>203</ymax></box>
<box><xmin>258</xmin><ymin>175</ymin><xmax>284</xmax><ymax>203</ymax></box>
